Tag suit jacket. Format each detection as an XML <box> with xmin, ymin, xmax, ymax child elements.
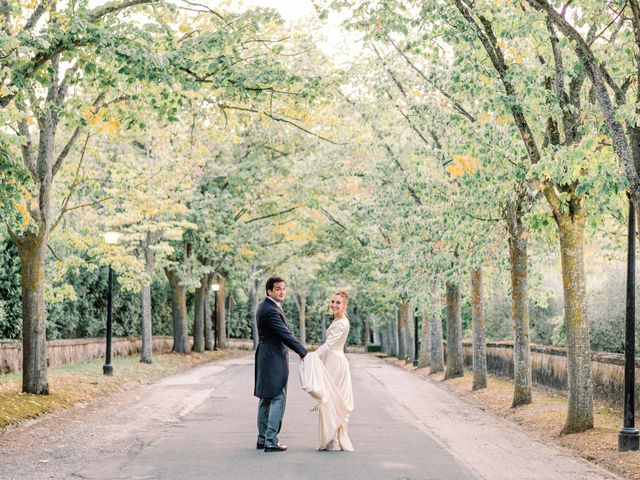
<box><xmin>254</xmin><ymin>297</ymin><xmax>307</xmax><ymax>399</ymax></box>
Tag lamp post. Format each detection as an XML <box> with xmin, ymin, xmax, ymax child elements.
<box><xmin>619</xmin><ymin>198</ymin><xmax>639</xmax><ymax>451</ymax></box>
<box><xmin>413</xmin><ymin>309</ymin><xmax>419</xmax><ymax>367</ymax></box>
<box><xmin>103</xmin><ymin>231</ymin><xmax>121</xmax><ymax>376</ymax></box>
<box><xmin>212</xmin><ymin>283</ymin><xmax>220</xmax><ymax>351</ymax></box>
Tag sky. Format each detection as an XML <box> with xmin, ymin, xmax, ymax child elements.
<box><xmin>239</xmin><ymin>0</ymin><xmax>317</xmax><ymax>24</ymax></box>
<box><xmin>231</xmin><ymin>0</ymin><xmax>361</xmax><ymax>65</ymax></box>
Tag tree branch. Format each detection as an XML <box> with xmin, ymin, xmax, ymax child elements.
<box><xmin>452</xmin><ymin>0</ymin><xmax>542</xmax><ymax>164</ymax></box>
<box><xmin>87</xmin><ymin>0</ymin><xmax>161</xmax><ymax>22</ymax></box>
<box><xmin>52</xmin><ymin>92</ymin><xmax>106</xmax><ymax>177</ymax></box>
<box><xmin>217</xmin><ymin>103</ymin><xmax>345</xmax><ymax>145</ymax></box>
<box><xmin>17</xmin><ymin>110</ymin><xmax>37</xmax><ymax>180</ymax></box>
<box><xmin>51</xmin><ymin>133</ymin><xmax>90</xmax><ymax>232</ymax></box>
<box><xmin>245</xmin><ymin>205</ymin><xmax>302</xmax><ymax>224</ymax></box>
<box><xmin>390</xmin><ymin>39</ymin><xmax>476</xmax><ymax>122</ymax></box>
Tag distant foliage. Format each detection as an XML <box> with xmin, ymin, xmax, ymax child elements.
<box><xmin>0</xmin><ymin>238</ymin><xmax>173</xmax><ymax>340</ymax></box>
<box><xmin>588</xmin><ymin>266</ymin><xmax>639</xmax><ymax>354</ymax></box>
<box><xmin>484</xmin><ymin>284</ymin><xmax>562</xmax><ymax>345</ymax></box>
<box><xmin>0</xmin><ymin>239</ymin><xmax>22</xmax><ymax>339</ymax></box>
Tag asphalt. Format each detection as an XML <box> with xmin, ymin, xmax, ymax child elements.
<box><xmin>0</xmin><ymin>353</ymin><xmax>622</xmax><ymax>480</ymax></box>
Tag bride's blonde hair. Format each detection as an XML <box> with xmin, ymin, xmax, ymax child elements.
<box><xmin>334</xmin><ymin>290</ymin><xmax>349</xmax><ymax>305</ymax></box>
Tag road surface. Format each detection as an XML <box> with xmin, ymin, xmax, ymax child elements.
<box><xmin>0</xmin><ymin>353</ymin><xmax>620</xmax><ymax>479</ymax></box>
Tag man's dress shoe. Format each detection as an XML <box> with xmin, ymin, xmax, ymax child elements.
<box><xmin>256</xmin><ymin>442</ymin><xmax>265</xmax><ymax>450</ymax></box>
<box><xmin>264</xmin><ymin>443</ymin><xmax>288</xmax><ymax>452</ymax></box>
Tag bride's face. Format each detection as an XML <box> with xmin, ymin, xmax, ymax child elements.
<box><xmin>330</xmin><ymin>295</ymin><xmax>346</xmax><ymax>317</ymax></box>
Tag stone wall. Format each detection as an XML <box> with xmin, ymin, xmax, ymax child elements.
<box><xmin>461</xmin><ymin>341</ymin><xmax>640</xmax><ymax>412</ymax></box>
<box><xmin>0</xmin><ymin>336</ymin><xmax>175</xmax><ymax>374</ymax></box>
<box><xmin>0</xmin><ymin>337</ymin><xmax>364</xmax><ymax>375</ymax></box>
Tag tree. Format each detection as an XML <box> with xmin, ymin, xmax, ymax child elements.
<box><xmin>0</xmin><ymin>0</ymin><xmax>163</xmax><ymax>394</ymax></box>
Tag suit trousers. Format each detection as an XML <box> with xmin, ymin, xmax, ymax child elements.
<box><xmin>257</xmin><ymin>387</ymin><xmax>287</xmax><ymax>447</ymax></box>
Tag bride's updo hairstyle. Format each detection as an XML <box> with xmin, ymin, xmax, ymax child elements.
<box><xmin>334</xmin><ymin>290</ymin><xmax>349</xmax><ymax>306</ymax></box>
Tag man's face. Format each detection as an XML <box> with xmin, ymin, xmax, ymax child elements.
<box><xmin>268</xmin><ymin>281</ymin><xmax>286</xmax><ymax>303</ymax></box>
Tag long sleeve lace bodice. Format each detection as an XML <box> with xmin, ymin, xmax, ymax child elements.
<box><xmin>315</xmin><ymin>318</ymin><xmax>350</xmax><ymax>358</ymax></box>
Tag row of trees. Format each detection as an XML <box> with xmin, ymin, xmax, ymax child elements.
<box><xmin>2</xmin><ymin>0</ymin><xmax>640</xmax><ymax>439</ymax></box>
<box><xmin>307</xmin><ymin>0</ymin><xmax>639</xmax><ymax>435</ymax></box>
<box><xmin>0</xmin><ymin>0</ymin><xmax>350</xmax><ymax>393</ymax></box>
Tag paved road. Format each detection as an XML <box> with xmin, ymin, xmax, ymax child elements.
<box><xmin>0</xmin><ymin>353</ymin><xmax>620</xmax><ymax>480</ymax></box>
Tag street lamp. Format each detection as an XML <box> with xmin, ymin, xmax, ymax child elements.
<box><xmin>212</xmin><ymin>283</ymin><xmax>220</xmax><ymax>351</ymax></box>
<box><xmin>413</xmin><ymin>309</ymin><xmax>419</xmax><ymax>367</ymax></box>
<box><xmin>103</xmin><ymin>231</ymin><xmax>121</xmax><ymax>376</ymax></box>
<box><xmin>619</xmin><ymin>198</ymin><xmax>639</xmax><ymax>451</ymax></box>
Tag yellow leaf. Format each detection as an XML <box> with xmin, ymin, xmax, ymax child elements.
<box><xmin>446</xmin><ymin>164</ymin><xmax>465</xmax><ymax>178</ymax></box>
<box><xmin>99</xmin><ymin>118</ymin><xmax>121</xmax><ymax>137</ymax></box>
<box><xmin>447</xmin><ymin>154</ymin><xmax>480</xmax><ymax>178</ymax></box>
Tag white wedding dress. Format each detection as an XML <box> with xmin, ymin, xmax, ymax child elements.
<box><xmin>299</xmin><ymin>318</ymin><xmax>354</xmax><ymax>451</ymax></box>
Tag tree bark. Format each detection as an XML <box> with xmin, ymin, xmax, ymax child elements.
<box><xmin>429</xmin><ymin>282</ymin><xmax>445</xmax><ymax>374</ymax></box>
<box><xmin>418</xmin><ymin>306</ymin><xmax>430</xmax><ymax>369</ymax></box>
<box><xmin>17</xmin><ymin>236</ymin><xmax>49</xmax><ymax>394</ymax></box>
<box><xmin>389</xmin><ymin>311</ymin><xmax>399</xmax><ymax>357</ymax></box>
<box><xmin>215</xmin><ymin>274</ymin><xmax>227</xmax><ymax>348</ymax></box>
<box><xmin>507</xmin><ymin>205</ymin><xmax>533</xmax><ymax>406</ymax></box>
<box><xmin>250</xmin><ymin>277</ymin><xmax>259</xmax><ymax>350</ymax></box>
<box><xmin>140</xmin><ymin>240</ymin><xmax>155</xmax><ymax>364</ymax></box>
<box><xmin>193</xmin><ymin>277</ymin><xmax>206</xmax><ymax>353</ymax></box>
<box><xmin>298</xmin><ymin>291</ymin><xmax>306</xmax><ymax>346</ymax></box>
<box><xmin>397</xmin><ymin>300</ymin><xmax>411</xmax><ymax>361</ymax></box>
<box><xmin>444</xmin><ymin>281</ymin><xmax>463</xmax><ymax>380</ymax></box>
<box><xmin>165</xmin><ymin>269</ymin><xmax>190</xmax><ymax>354</ymax></box>
<box><xmin>470</xmin><ymin>268</ymin><xmax>487</xmax><ymax>391</ymax></box>
<box><xmin>203</xmin><ymin>274</ymin><xmax>213</xmax><ymax>351</ymax></box>
<box><xmin>556</xmin><ymin>208</ymin><xmax>593</xmax><ymax>433</ymax></box>
<box><xmin>380</xmin><ymin>318</ymin><xmax>389</xmax><ymax>354</ymax></box>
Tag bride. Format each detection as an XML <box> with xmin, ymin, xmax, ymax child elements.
<box><xmin>299</xmin><ymin>290</ymin><xmax>354</xmax><ymax>452</ymax></box>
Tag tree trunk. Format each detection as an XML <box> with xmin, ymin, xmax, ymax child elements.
<box><xmin>193</xmin><ymin>277</ymin><xmax>206</xmax><ymax>353</ymax></box>
<box><xmin>140</xmin><ymin>241</ymin><xmax>155</xmax><ymax>364</ymax></box>
<box><xmin>216</xmin><ymin>275</ymin><xmax>227</xmax><ymax>348</ymax></box>
<box><xmin>390</xmin><ymin>310</ymin><xmax>399</xmax><ymax>357</ymax></box>
<box><xmin>165</xmin><ymin>269</ymin><xmax>190</xmax><ymax>354</ymax></box>
<box><xmin>557</xmin><ymin>210</ymin><xmax>593</xmax><ymax>433</ymax></box>
<box><xmin>298</xmin><ymin>291</ymin><xmax>306</xmax><ymax>346</ymax></box>
<box><xmin>204</xmin><ymin>274</ymin><xmax>213</xmax><ymax>351</ymax></box>
<box><xmin>250</xmin><ymin>277</ymin><xmax>259</xmax><ymax>350</ymax></box>
<box><xmin>470</xmin><ymin>268</ymin><xmax>487</xmax><ymax>391</ymax></box>
<box><xmin>17</xmin><ymin>236</ymin><xmax>49</xmax><ymax>394</ymax></box>
<box><xmin>372</xmin><ymin>316</ymin><xmax>380</xmax><ymax>344</ymax></box>
<box><xmin>364</xmin><ymin>316</ymin><xmax>371</xmax><ymax>347</ymax></box>
<box><xmin>13</xmin><ymin>55</ymin><xmax>67</xmax><ymax>394</ymax></box>
<box><xmin>429</xmin><ymin>282</ymin><xmax>445</xmax><ymax>374</ymax></box>
<box><xmin>418</xmin><ymin>306</ymin><xmax>430</xmax><ymax>369</ymax></box>
<box><xmin>444</xmin><ymin>281</ymin><xmax>463</xmax><ymax>380</ymax></box>
<box><xmin>508</xmin><ymin>218</ymin><xmax>533</xmax><ymax>406</ymax></box>
<box><xmin>397</xmin><ymin>300</ymin><xmax>411</xmax><ymax>361</ymax></box>
<box><xmin>380</xmin><ymin>318</ymin><xmax>389</xmax><ymax>354</ymax></box>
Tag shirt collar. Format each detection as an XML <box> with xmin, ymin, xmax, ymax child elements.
<box><xmin>267</xmin><ymin>296</ymin><xmax>282</xmax><ymax>309</ymax></box>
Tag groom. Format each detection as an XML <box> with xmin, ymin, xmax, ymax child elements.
<box><xmin>254</xmin><ymin>276</ymin><xmax>307</xmax><ymax>452</ymax></box>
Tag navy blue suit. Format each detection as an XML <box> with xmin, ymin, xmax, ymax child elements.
<box><xmin>254</xmin><ymin>298</ymin><xmax>307</xmax><ymax>399</ymax></box>
<box><xmin>254</xmin><ymin>297</ymin><xmax>307</xmax><ymax>448</ymax></box>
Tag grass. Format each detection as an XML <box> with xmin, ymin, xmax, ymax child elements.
<box><xmin>0</xmin><ymin>349</ymin><xmax>243</xmax><ymax>430</ymax></box>
<box><xmin>384</xmin><ymin>357</ymin><xmax>640</xmax><ymax>480</ymax></box>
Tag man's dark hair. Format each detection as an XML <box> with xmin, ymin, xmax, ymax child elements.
<box><xmin>266</xmin><ymin>276</ymin><xmax>286</xmax><ymax>294</ymax></box>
